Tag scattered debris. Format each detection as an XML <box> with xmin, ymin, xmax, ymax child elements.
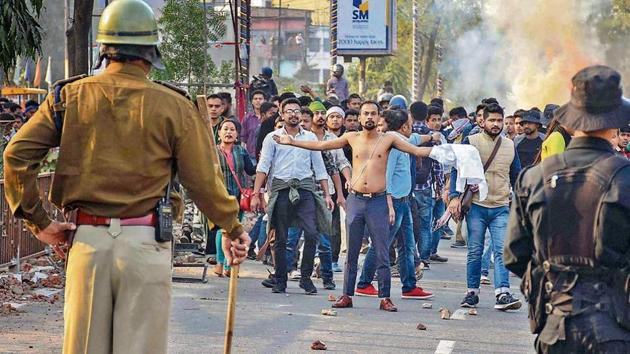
<box><xmin>321</xmin><ymin>309</ymin><xmax>337</xmax><ymax>317</ymax></box>
<box><xmin>327</xmin><ymin>294</ymin><xmax>336</xmax><ymax>302</ymax></box>
<box><xmin>10</xmin><ymin>285</ymin><xmax>24</xmax><ymax>296</ymax></box>
<box><xmin>32</xmin><ymin>288</ymin><xmax>63</xmax><ymax>299</ymax></box>
<box><xmin>1</xmin><ymin>256</ymin><xmax>66</xmax><ymax>314</ymax></box>
<box><xmin>422</xmin><ymin>303</ymin><xmax>432</xmax><ymax>309</ymax></box>
<box><xmin>21</xmin><ymin>263</ymin><xmax>33</xmax><ymax>273</ymax></box>
<box><xmin>1</xmin><ymin>303</ymin><xmax>19</xmax><ymax>315</ymax></box>
<box><xmin>416</xmin><ymin>323</ymin><xmax>427</xmax><ymax>330</ymax></box>
<box><xmin>439</xmin><ymin>307</ymin><xmax>452</xmax><ymax>320</ymax></box>
<box><xmin>468</xmin><ymin>308</ymin><xmax>478</xmax><ymax>316</ymax></box>
<box><xmin>199</xmin><ymin>297</ymin><xmax>221</xmax><ymax>301</ymax></box>
<box><xmin>311</xmin><ymin>340</ymin><xmax>327</xmax><ymax>350</ymax></box>
<box><xmin>451</xmin><ymin>309</ymin><xmax>467</xmax><ymax>320</ymax></box>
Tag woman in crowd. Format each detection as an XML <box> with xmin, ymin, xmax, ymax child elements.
<box><xmin>214</xmin><ymin>119</ymin><xmax>256</xmax><ymax>277</ymax></box>
<box><xmin>537</xmin><ymin>117</ymin><xmax>574</xmax><ymax>162</ymax></box>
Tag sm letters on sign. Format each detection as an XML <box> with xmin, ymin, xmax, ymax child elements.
<box><xmin>353</xmin><ymin>9</ymin><xmax>368</xmax><ymax>20</ymax></box>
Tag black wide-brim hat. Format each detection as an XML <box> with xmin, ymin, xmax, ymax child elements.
<box><xmin>556</xmin><ymin>65</ymin><xmax>630</xmax><ymax>132</ymax></box>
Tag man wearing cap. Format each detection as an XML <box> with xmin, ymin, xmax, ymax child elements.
<box><xmin>378</xmin><ymin>92</ymin><xmax>394</xmax><ymax>110</ymax></box>
<box><xmin>250</xmin><ymin>66</ymin><xmax>278</xmax><ymax>99</ymax></box>
<box><xmin>505</xmin><ymin>65</ymin><xmax>630</xmax><ymax>353</ymax></box>
<box><xmin>3</xmin><ymin>1</ymin><xmax>249</xmax><ymax>353</ymax></box>
<box><xmin>514</xmin><ymin>110</ymin><xmax>545</xmax><ymax>167</ymax></box>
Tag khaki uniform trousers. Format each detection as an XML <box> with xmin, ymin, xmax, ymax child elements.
<box><xmin>63</xmin><ymin>221</ymin><xmax>172</xmax><ymax>354</ymax></box>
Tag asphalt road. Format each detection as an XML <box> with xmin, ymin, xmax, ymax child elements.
<box><xmin>0</xmin><ymin>238</ymin><xmax>535</xmax><ymax>354</ymax></box>
<box><xmin>169</xmin><ymin>240</ymin><xmax>535</xmax><ymax>354</ymax></box>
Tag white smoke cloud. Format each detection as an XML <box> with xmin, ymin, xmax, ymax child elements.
<box><xmin>442</xmin><ymin>0</ymin><xmax>609</xmax><ymax>113</ymax></box>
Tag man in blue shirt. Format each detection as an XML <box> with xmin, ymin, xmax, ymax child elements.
<box><xmin>355</xmin><ymin>109</ymin><xmax>437</xmax><ymax>301</ymax></box>
<box><xmin>252</xmin><ymin>98</ymin><xmax>334</xmax><ymax>294</ymax></box>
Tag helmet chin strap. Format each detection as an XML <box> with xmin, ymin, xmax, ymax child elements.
<box><xmin>93</xmin><ymin>53</ymin><xmax>108</xmax><ymax>71</ymax></box>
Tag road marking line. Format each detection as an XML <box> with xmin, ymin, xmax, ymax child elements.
<box><xmin>452</xmin><ymin>309</ymin><xmax>467</xmax><ymax>320</ymax></box>
<box><xmin>435</xmin><ymin>340</ymin><xmax>455</xmax><ymax>354</ymax></box>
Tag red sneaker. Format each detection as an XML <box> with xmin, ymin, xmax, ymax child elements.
<box><xmin>355</xmin><ymin>284</ymin><xmax>378</xmax><ymax>297</ymax></box>
<box><xmin>401</xmin><ymin>287</ymin><xmax>434</xmax><ymax>300</ymax></box>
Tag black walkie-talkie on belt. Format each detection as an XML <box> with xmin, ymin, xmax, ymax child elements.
<box><xmin>155</xmin><ymin>181</ymin><xmax>173</xmax><ymax>242</ymax></box>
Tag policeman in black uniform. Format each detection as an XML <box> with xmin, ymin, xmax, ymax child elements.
<box><xmin>505</xmin><ymin>65</ymin><xmax>630</xmax><ymax>353</ymax></box>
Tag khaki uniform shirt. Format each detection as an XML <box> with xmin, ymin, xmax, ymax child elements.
<box><xmin>3</xmin><ymin>63</ymin><xmax>243</xmax><ymax>239</ymax></box>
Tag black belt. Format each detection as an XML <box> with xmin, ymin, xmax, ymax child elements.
<box><xmin>350</xmin><ymin>190</ymin><xmax>387</xmax><ymax>199</ymax></box>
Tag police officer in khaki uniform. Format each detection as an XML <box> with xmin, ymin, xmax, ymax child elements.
<box><xmin>3</xmin><ymin>1</ymin><xmax>250</xmax><ymax>353</ymax></box>
<box><xmin>505</xmin><ymin>65</ymin><xmax>630</xmax><ymax>353</ymax></box>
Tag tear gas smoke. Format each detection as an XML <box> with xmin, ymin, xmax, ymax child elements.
<box><xmin>444</xmin><ymin>0</ymin><xmax>608</xmax><ymax>111</ymax></box>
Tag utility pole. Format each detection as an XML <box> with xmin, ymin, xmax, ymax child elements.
<box><xmin>202</xmin><ymin>0</ymin><xmax>209</xmax><ymax>96</ymax></box>
<box><xmin>329</xmin><ymin>0</ymin><xmax>337</xmax><ymax>68</ymax></box>
<box><xmin>412</xmin><ymin>0</ymin><xmax>421</xmax><ymax>101</ymax></box>
<box><xmin>359</xmin><ymin>57</ymin><xmax>366</xmax><ymax>96</ymax></box>
<box><xmin>435</xmin><ymin>45</ymin><xmax>443</xmax><ymax>98</ymax></box>
<box><xmin>64</xmin><ymin>0</ymin><xmax>70</xmax><ymax>79</ymax></box>
<box><xmin>276</xmin><ymin>0</ymin><xmax>282</xmax><ymax>77</ymax></box>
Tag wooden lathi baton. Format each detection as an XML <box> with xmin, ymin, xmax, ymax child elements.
<box><xmin>223</xmin><ymin>264</ymin><xmax>239</xmax><ymax>354</ymax></box>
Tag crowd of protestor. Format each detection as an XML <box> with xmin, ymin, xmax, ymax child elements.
<box><xmin>2</xmin><ymin>64</ymin><xmax>629</xmax><ymax>312</ymax></box>
<box><xmin>0</xmin><ymin>98</ymin><xmax>40</xmax><ymax>177</ymax></box>
<box><xmin>195</xmin><ymin>65</ymin><xmax>630</xmax><ymax>312</ymax></box>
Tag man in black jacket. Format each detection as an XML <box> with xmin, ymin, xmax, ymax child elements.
<box><xmin>505</xmin><ymin>65</ymin><xmax>630</xmax><ymax>353</ymax></box>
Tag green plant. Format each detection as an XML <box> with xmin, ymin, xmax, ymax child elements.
<box><xmin>0</xmin><ymin>0</ymin><xmax>43</xmax><ymax>85</ymax></box>
<box><xmin>154</xmin><ymin>0</ymin><xmax>229</xmax><ymax>90</ymax></box>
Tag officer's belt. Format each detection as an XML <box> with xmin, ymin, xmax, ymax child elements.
<box><xmin>542</xmin><ymin>259</ymin><xmax>614</xmax><ymax>318</ymax></box>
<box><xmin>76</xmin><ymin>211</ymin><xmax>157</xmax><ymax>226</ymax></box>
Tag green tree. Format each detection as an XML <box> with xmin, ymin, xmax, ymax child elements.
<box><xmin>346</xmin><ymin>0</ymin><xmax>482</xmax><ymax>101</ymax></box>
<box><xmin>346</xmin><ymin>0</ymin><xmax>415</xmax><ymax>100</ymax></box>
<box><xmin>154</xmin><ymin>0</ymin><xmax>229</xmax><ymax>96</ymax></box>
<box><xmin>590</xmin><ymin>0</ymin><xmax>630</xmax><ymax>94</ymax></box>
<box><xmin>0</xmin><ymin>0</ymin><xmax>43</xmax><ymax>85</ymax></box>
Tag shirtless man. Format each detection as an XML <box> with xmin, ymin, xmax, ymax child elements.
<box><xmin>274</xmin><ymin>101</ymin><xmax>441</xmax><ymax>311</ymax></box>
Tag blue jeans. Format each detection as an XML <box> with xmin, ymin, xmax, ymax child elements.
<box><xmin>286</xmin><ymin>227</ymin><xmax>333</xmax><ymax>281</ymax></box>
<box><xmin>481</xmin><ymin>237</ymin><xmax>493</xmax><ymax>276</ymax></box>
<box><xmin>358</xmin><ymin>198</ymin><xmax>416</xmax><ymax>293</ymax></box>
<box><xmin>249</xmin><ymin>214</ymin><xmax>267</xmax><ymax>250</ymax></box>
<box><xmin>431</xmin><ymin>198</ymin><xmax>446</xmax><ymax>254</ymax></box>
<box><xmin>215</xmin><ymin>212</ymin><xmax>244</xmax><ymax>270</ymax></box>
<box><xmin>465</xmin><ymin>204</ymin><xmax>510</xmax><ymax>292</ymax></box>
<box><xmin>344</xmin><ymin>193</ymin><xmax>391</xmax><ymax>298</ymax></box>
<box><xmin>415</xmin><ymin>188</ymin><xmax>436</xmax><ymax>261</ymax></box>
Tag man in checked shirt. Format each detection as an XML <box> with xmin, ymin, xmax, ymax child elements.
<box><xmin>413</xmin><ymin>104</ymin><xmax>448</xmax><ymax>271</ymax></box>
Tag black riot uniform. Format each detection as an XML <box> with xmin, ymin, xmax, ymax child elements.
<box><xmin>505</xmin><ymin>65</ymin><xmax>630</xmax><ymax>354</ymax></box>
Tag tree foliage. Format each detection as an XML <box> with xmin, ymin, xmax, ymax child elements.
<box><xmin>0</xmin><ymin>0</ymin><xmax>43</xmax><ymax>85</ymax></box>
<box><xmin>589</xmin><ymin>0</ymin><xmax>630</xmax><ymax>93</ymax></box>
<box><xmin>154</xmin><ymin>0</ymin><xmax>230</xmax><ymax>95</ymax></box>
<box><xmin>345</xmin><ymin>0</ymin><xmax>481</xmax><ymax>101</ymax></box>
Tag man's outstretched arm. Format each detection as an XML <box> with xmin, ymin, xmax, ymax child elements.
<box><xmin>388</xmin><ymin>134</ymin><xmax>433</xmax><ymax>157</ymax></box>
<box><xmin>273</xmin><ymin>134</ymin><xmax>349</xmax><ymax>151</ymax></box>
